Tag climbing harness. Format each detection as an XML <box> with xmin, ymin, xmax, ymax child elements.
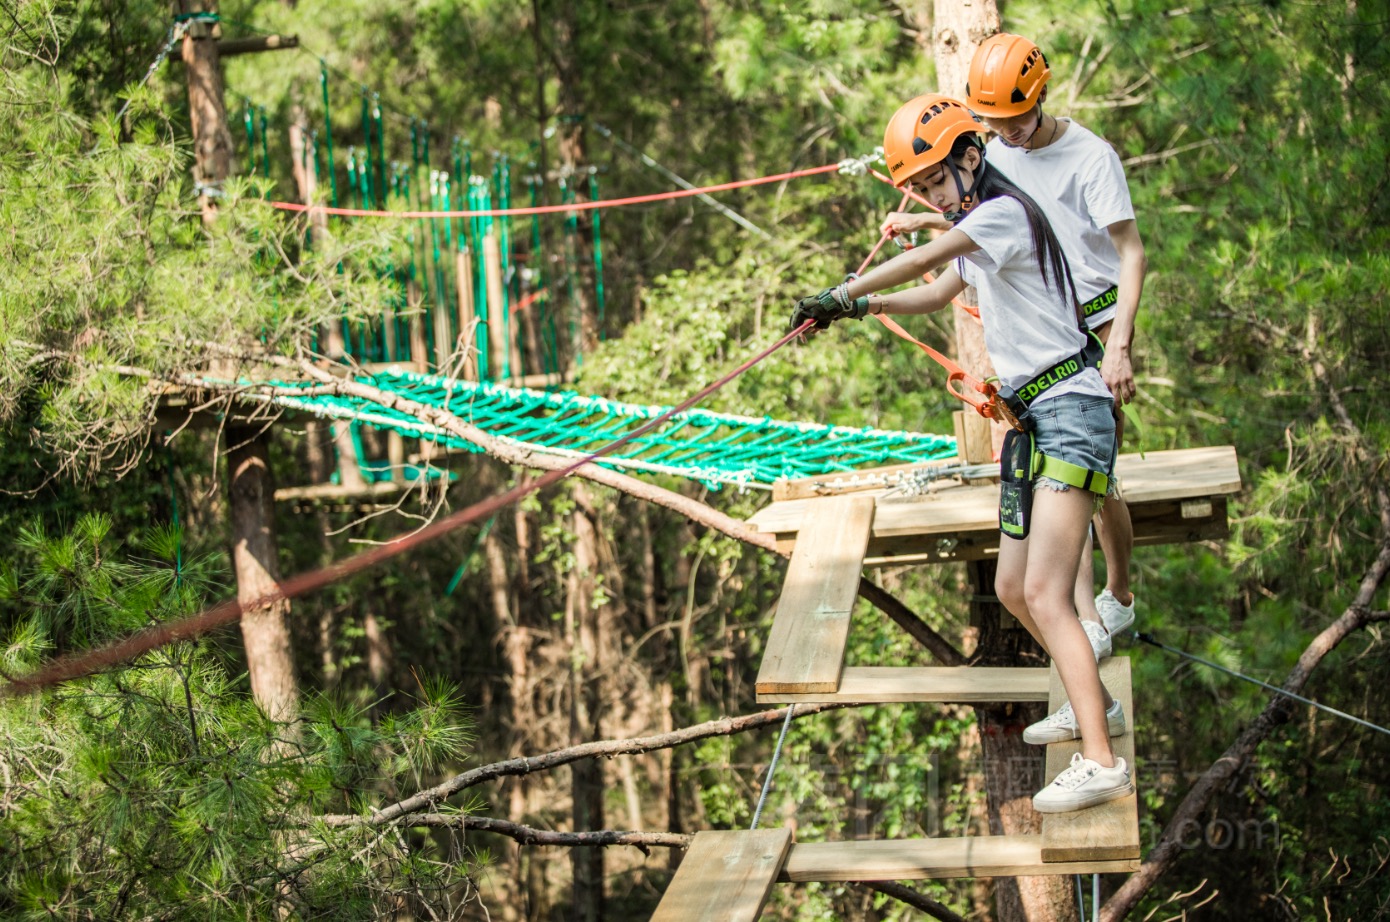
<box><xmin>992</xmin><ymin>330</ymin><xmax>1105</xmax><ymax>431</ymax></box>
<box><xmin>1080</xmin><ymin>284</ymin><xmax>1119</xmax><ymax>322</ymax></box>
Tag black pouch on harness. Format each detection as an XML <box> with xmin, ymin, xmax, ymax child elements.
<box><xmin>998</xmin><ymin>428</ymin><xmax>1035</xmax><ymax>540</ymax></box>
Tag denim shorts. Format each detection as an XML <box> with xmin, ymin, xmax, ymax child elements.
<box><xmin>1030</xmin><ymin>393</ymin><xmax>1118</xmax><ymax>498</ymax></box>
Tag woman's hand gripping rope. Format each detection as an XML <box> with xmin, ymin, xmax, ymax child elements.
<box><xmin>787</xmin><ymin>281</ymin><xmax>871</xmax><ymax>335</ymax></box>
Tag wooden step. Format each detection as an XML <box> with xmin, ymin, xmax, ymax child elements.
<box><xmin>755</xmin><ymin>495</ymin><xmax>876</xmax><ymax>696</ymax></box>
<box><xmin>651</xmin><ymin>829</ymin><xmax>792</xmax><ymax>922</ymax></box>
<box><xmin>1040</xmin><ymin>655</ymin><xmax>1141</xmax><ymax>862</ymax></box>
<box><xmin>780</xmin><ymin>834</ymin><xmax>1140</xmax><ymax>882</ymax></box>
<box><xmin>756</xmin><ymin>666</ymin><xmax>1051</xmax><ymax>704</ymax></box>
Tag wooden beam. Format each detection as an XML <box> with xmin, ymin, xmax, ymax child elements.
<box><xmin>651</xmin><ymin>829</ymin><xmax>792</xmax><ymax>922</ymax></box>
<box><xmin>1040</xmin><ymin>656</ymin><xmax>1140</xmax><ymax>863</ymax></box>
<box><xmin>756</xmin><ymin>666</ymin><xmax>1051</xmax><ymax>704</ymax></box>
<box><xmin>780</xmin><ymin>834</ymin><xmax>1140</xmax><ymax>882</ymax></box>
<box><xmin>755</xmin><ymin>495</ymin><xmax>875</xmax><ymax>695</ymax></box>
<box><xmin>173</xmin><ymin>34</ymin><xmax>299</xmax><ymax>61</ymax></box>
<box><xmin>274</xmin><ymin>481</ymin><xmax>403</xmax><ymax>503</ymax></box>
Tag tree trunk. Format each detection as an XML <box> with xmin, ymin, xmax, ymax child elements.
<box><xmin>931</xmin><ymin>1</ymin><xmax>1071</xmax><ymax>915</ymax></box>
<box><xmin>288</xmin><ymin>109</ymin><xmax>365</xmax><ymax>488</ymax></box>
<box><xmin>227</xmin><ymin>430</ymin><xmax>299</xmax><ymax>721</ymax></box>
<box><xmin>552</xmin><ymin>10</ymin><xmax>600</xmax><ymax>354</ymax></box>
<box><xmin>178</xmin><ymin>1</ymin><xmax>232</xmax><ymax>223</ymax></box>
<box><xmin>568</xmin><ymin>483</ymin><xmax>605</xmax><ymax>922</ymax></box>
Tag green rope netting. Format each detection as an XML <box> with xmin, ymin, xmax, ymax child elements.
<box><xmin>267</xmin><ymin>368</ymin><xmax>956</xmax><ymax>490</ymax></box>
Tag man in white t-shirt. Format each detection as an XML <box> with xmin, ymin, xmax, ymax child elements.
<box><xmin>880</xmin><ymin>33</ymin><xmax>1146</xmax><ymax>652</ymax></box>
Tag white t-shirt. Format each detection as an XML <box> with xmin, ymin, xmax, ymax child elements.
<box><xmin>953</xmin><ymin>197</ymin><xmax>1111</xmax><ymax>405</ymax></box>
<box><xmin>986</xmin><ymin>120</ymin><xmax>1134</xmax><ymax>329</ymax></box>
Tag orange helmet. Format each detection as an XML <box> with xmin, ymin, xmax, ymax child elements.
<box><xmin>883</xmin><ymin>94</ymin><xmax>985</xmax><ymax>188</ymax></box>
<box><xmin>966</xmin><ymin>33</ymin><xmax>1051</xmax><ymax>117</ymax></box>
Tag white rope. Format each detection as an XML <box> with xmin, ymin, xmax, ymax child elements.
<box><xmin>749</xmin><ymin>704</ymin><xmax>795</xmax><ymax>831</ymax></box>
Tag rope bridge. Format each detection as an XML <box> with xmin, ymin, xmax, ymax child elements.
<box><xmin>265</xmin><ymin>368</ymin><xmax>956</xmax><ymax>490</ymax></box>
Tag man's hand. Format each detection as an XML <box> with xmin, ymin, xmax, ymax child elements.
<box><xmin>879</xmin><ymin>211</ymin><xmax>953</xmax><ymax>240</ymax></box>
<box><xmin>1101</xmin><ymin>347</ymin><xmax>1136</xmax><ymax>406</ymax></box>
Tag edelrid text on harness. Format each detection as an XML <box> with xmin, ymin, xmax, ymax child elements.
<box><xmin>1081</xmin><ymin>285</ymin><xmax>1119</xmax><ymax>321</ymax></box>
<box><xmin>993</xmin><ymin>331</ymin><xmax>1105</xmax><ymax>431</ymax></box>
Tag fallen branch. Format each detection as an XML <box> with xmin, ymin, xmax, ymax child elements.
<box><xmin>317</xmin><ymin>813</ymin><xmax>692</xmax><ymax>853</ymax></box>
<box><xmin>322</xmin><ymin>703</ymin><xmax>850</xmax><ymax>826</ymax></box>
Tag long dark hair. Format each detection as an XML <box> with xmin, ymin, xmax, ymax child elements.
<box><xmin>948</xmin><ymin>135</ymin><xmax>1078</xmax><ymax>310</ymax></box>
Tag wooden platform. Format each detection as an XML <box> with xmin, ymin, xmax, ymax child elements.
<box><xmin>749</xmin><ymin>446</ymin><xmax>1241</xmax><ymax>566</ymax></box>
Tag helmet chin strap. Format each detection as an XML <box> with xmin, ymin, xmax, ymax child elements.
<box><xmin>942</xmin><ymin>156</ymin><xmax>986</xmax><ymax>224</ymax></box>
<box><xmin>1001</xmin><ymin>105</ymin><xmax>1045</xmax><ymax>150</ymax></box>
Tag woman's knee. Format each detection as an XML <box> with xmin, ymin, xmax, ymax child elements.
<box><xmin>996</xmin><ymin>575</ymin><xmax>1026</xmax><ymax>614</ymax></box>
<box><xmin>1023</xmin><ymin>575</ymin><xmax>1072</xmax><ymax>625</ymax></box>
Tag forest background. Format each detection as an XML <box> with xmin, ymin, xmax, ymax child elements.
<box><xmin>1</xmin><ymin>0</ymin><xmax>1388</xmax><ymax>920</ymax></box>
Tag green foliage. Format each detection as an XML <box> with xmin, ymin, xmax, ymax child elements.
<box><xmin>0</xmin><ymin>519</ymin><xmax>478</xmax><ymax>919</ymax></box>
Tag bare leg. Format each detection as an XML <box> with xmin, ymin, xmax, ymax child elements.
<box><xmin>1073</xmin><ymin>528</ymin><xmax>1103</xmax><ymax>624</ymax></box>
<box><xmin>1000</xmin><ymin>485</ymin><xmax>1117</xmax><ymax>766</ymax></box>
<box><xmin>1085</xmin><ymin>318</ymin><xmax>1135</xmax><ymax>606</ymax></box>
<box><xmin>1096</xmin><ymin>491</ymin><xmax>1134</xmax><ymax>605</ymax></box>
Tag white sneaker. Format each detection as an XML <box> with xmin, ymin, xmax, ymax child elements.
<box><xmin>1033</xmin><ymin>752</ymin><xmax>1135</xmax><ymax>813</ymax></box>
<box><xmin>1023</xmin><ymin>699</ymin><xmax>1126</xmax><ymax>745</ymax></box>
<box><xmin>1082</xmin><ymin>619</ymin><xmax>1112</xmax><ymax>661</ymax></box>
<box><xmin>1096</xmin><ymin>589</ymin><xmax>1136</xmax><ymax>636</ymax></box>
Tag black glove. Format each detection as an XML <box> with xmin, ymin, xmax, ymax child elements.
<box><xmin>787</xmin><ymin>285</ymin><xmax>870</xmax><ymax>333</ymax></box>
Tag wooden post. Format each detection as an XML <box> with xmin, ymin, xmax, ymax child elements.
<box><xmin>455</xmin><ymin>248</ymin><xmax>479</xmax><ymax>380</ymax></box>
<box><xmin>518</xmin><ymin>275</ymin><xmax>544</xmax><ymax>381</ymax></box>
<box><xmin>289</xmin><ymin>110</ymin><xmax>366</xmax><ymax>490</ymax></box>
<box><xmin>178</xmin><ymin>0</ymin><xmax>300</xmax><ymax>723</ymax></box>
<box><xmin>409</xmin><ymin>287</ymin><xmax>430</xmax><ymax>374</ymax></box>
<box><xmin>483</xmin><ymin>231</ymin><xmax>506</xmax><ymax>381</ymax></box>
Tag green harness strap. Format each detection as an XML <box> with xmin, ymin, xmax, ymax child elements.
<box><xmin>1036</xmin><ymin>452</ymin><xmax>1110</xmax><ymax>496</ymax></box>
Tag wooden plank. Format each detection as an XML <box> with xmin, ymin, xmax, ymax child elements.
<box><xmin>780</xmin><ymin>835</ymin><xmax>1140</xmax><ymax>882</ymax></box>
<box><xmin>1040</xmin><ymin>656</ymin><xmax>1140</xmax><ymax>862</ymax></box>
<box><xmin>755</xmin><ymin>495</ymin><xmax>875</xmax><ymax>694</ymax></box>
<box><xmin>757</xmin><ymin>666</ymin><xmax>1051</xmax><ymax>704</ymax></box>
<box><xmin>651</xmin><ymin>829</ymin><xmax>792</xmax><ymax>922</ymax></box>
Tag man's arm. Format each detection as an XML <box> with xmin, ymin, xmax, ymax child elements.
<box><xmin>879</xmin><ymin>210</ymin><xmax>955</xmax><ymax>239</ymax></box>
<box><xmin>1102</xmin><ymin>219</ymin><xmax>1147</xmax><ymax>404</ymax></box>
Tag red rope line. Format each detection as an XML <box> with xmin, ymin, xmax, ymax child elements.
<box><xmin>3</xmin><ymin>324</ymin><xmax>814</xmax><ymax>696</ymax></box>
<box><xmin>269</xmin><ymin>163</ymin><xmax>843</xmax><ymax>219</ymax></box>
